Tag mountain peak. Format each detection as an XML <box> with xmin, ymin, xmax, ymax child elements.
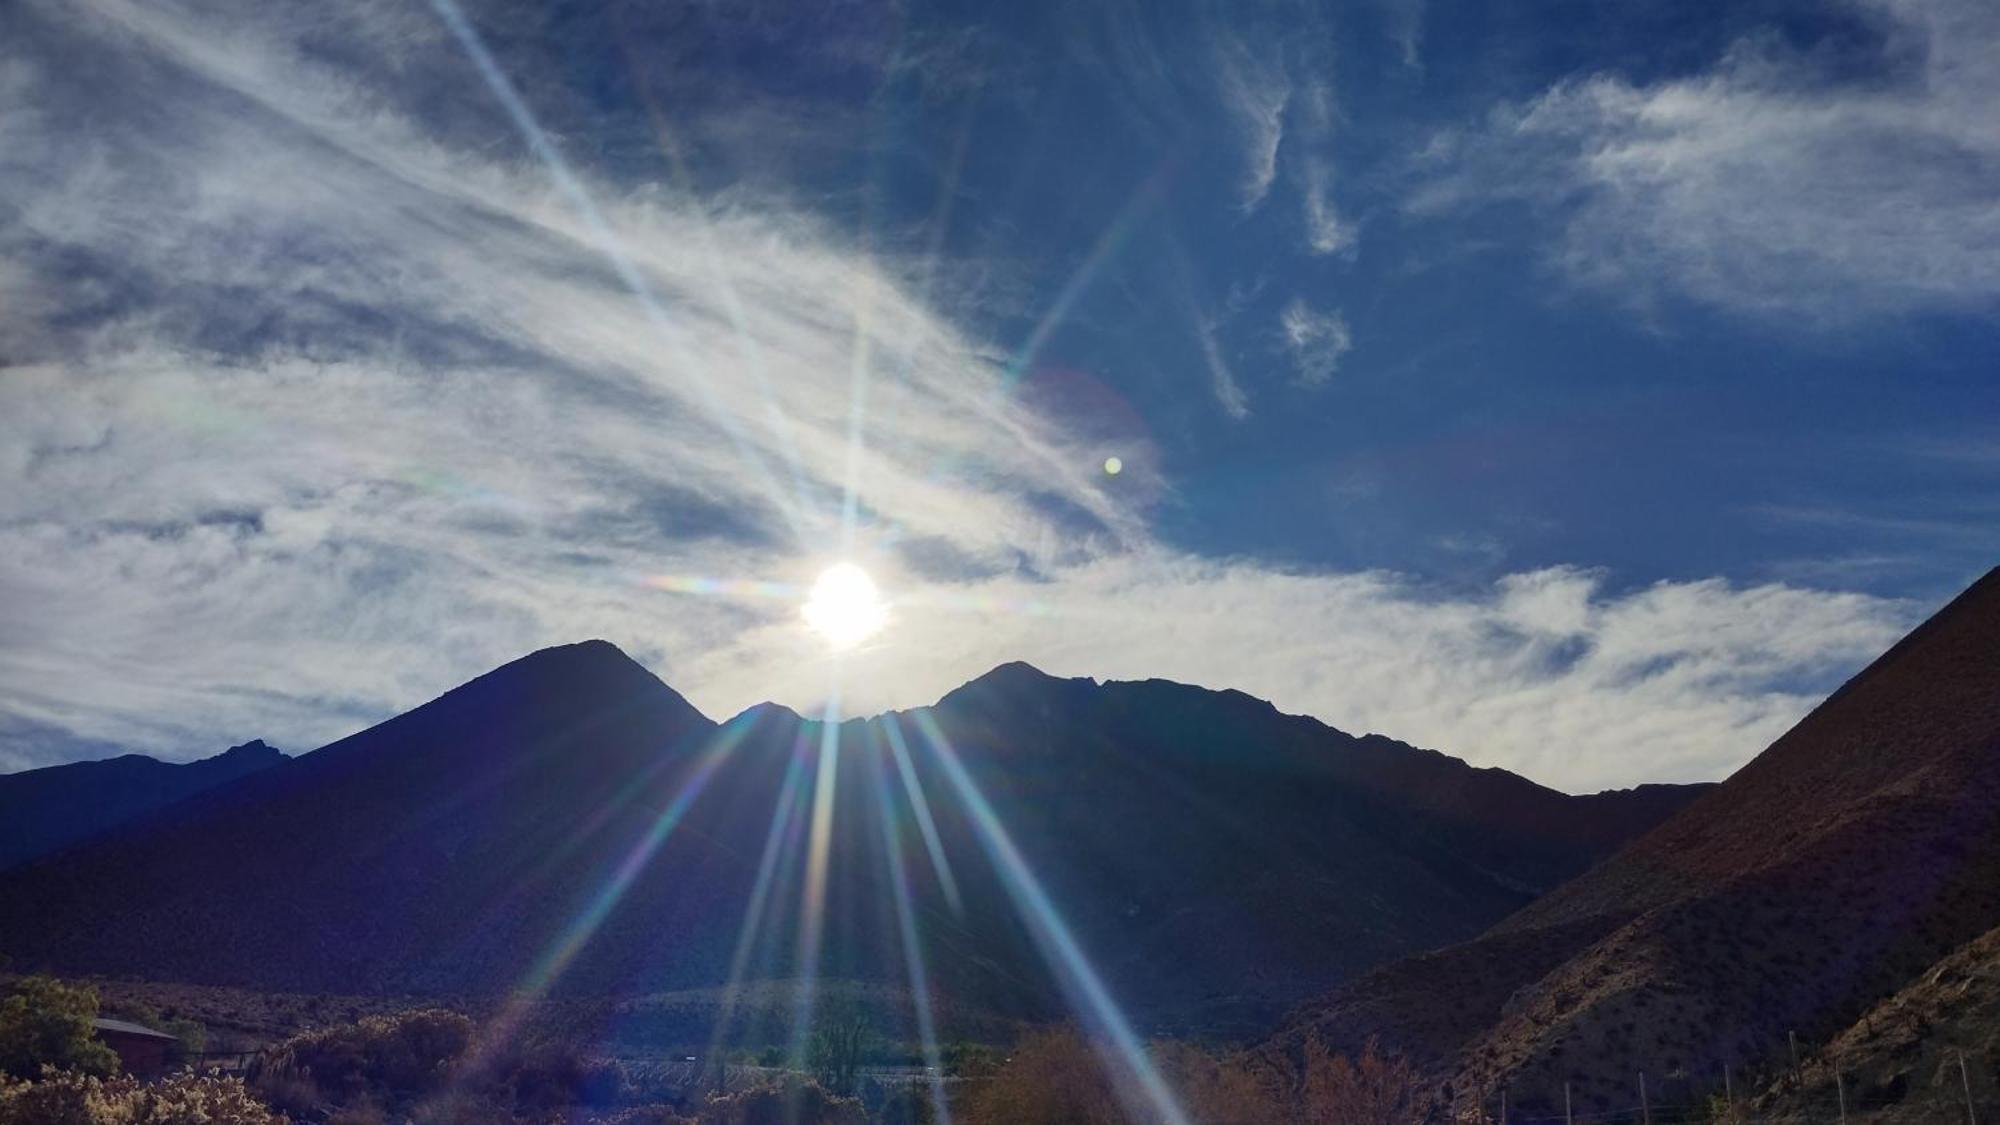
<box><xmin>451</xmin><ymin>639</ymin><xmax>696</xmax><ymax>713</ymax></box>
<box><xmin>217</xmin><ymin>739</ymin><xmax>284</xmax><ymax>762</ymax></box>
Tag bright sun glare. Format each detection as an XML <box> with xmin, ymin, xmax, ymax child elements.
<box><xmin>801</xmin><ymin>562</ymin><xmax>888</xmax><ymax>651</ymax></box>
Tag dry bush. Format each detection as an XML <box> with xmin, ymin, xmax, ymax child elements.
<box><xmin>957</xmin><ymin>1025</ymin><xmax>1422</xmax><ymax>1125</ymax></box>
<box><xmin>1295</xmin><ymin>1036</ymin><xmax>1423</xmax><ymax>1125</ymax></box>
<box><xmin>0</xmin><ymin>1067</ymin><xmax>286</xmax><ymax>1124</ymax></box>
<box><xmin>1155</xmin><ymin>1039</ymin><xmax>1283</xmax><ymax>1124</ymax></box>
<box><xmin>955</xmin><ymin>1026</ymin><xmax>1126</xmax><ymax>1125</ymax></box>
<box><xmin>692</xmin><ymin>1076</ymin><xmax>867</xmax><ymax>1125</ymax></box>
<box><xmin>248</xmin><ymin>1008</ymin><xmax>471</xmax><ymax>1115</ymax></box>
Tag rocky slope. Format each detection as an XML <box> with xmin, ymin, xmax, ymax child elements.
<box><xmin>1273</xmin><ymin>567</ymin><xmax>2000</xmax><ymax>1120</ymax></box>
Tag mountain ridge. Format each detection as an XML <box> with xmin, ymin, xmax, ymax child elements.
<box><xmin>0</xmin><ymin>738</ymin><xmax>287</xmax><ymax>871</ymax></box>
<box><xmin>0</xmin><ymin>644</ymin><xmax>1708</xmax><ymax>1038</ymax></box>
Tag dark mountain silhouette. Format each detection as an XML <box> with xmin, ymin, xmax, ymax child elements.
<box><xmin>1271</xmin><ymin>567</ymin><xmax>2000</xmax><ymax>1119</ymax></box>
<box><xmin>0</xmin><ymin>642</ymin><xmax>1705</xmax><ymax>1037</ymax></box>
<box><xmin>0</xmin><ymin>739</ymin><xmax>286</xmax><ymax>871</ymax></box>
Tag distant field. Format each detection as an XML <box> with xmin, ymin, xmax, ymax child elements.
<box><xmin>14</xmin><ymin>974</ymin><xmax>1026</xmax><ymax>1058</ymax></box>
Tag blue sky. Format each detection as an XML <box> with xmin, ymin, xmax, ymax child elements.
<box><xmin>1</xmin><ymin>0</ymin><xmax>1993</xmax><ymax>788</ymax></box>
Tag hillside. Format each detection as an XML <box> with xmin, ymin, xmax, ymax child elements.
<box><xmin>0</xmin><ymin>739</ymin><xmax>286</xmax><ymax>870</ymax></box>
<box><xmin>1758</xmin><ymin>923</ymin><xmax>2000</xmax><ymax>1122</ymax></box>
<box><xmin>0</xmin><ymin>645</ymin><xmax>1702</xmax><ymax>1039</ymax></box>
<box><xmin>1272</xmin><ymin>566</ymin><xmax>2000</xmax><ymax>1119</ymax></box>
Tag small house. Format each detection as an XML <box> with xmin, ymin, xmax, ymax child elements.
<box><xmin>91</xmin><ymin>1017</ymin><xmax>178</xmax><ymax>1078</ymax></box>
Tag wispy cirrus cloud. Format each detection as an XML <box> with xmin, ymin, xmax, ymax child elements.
<box><xmin>1214</xmin><ymin>36</ymin><xmax>1291</xmax><ymax>213</ymax></box>
<box><xmin>1279</xmin><ymin>298</ymin><xmax>1353</xmax><ymax>386</ymax></box>
<box><xmin>0</xmin><ymin>0</ymin><xmax>1917</xmax><ymax>791</ymax></box>
<box><xmin>1413</xmin><ymin>0</ymin><xmax>2000</xmax><ymax>319</ymax></box>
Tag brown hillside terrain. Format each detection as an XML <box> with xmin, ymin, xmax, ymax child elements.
<box><xmin>1757</xmin><ymin>923</ymin><xmax>2000</xmax><ymax>1122</ymax></box>
<box><xmin>1272</xmin><ymin>566</ymin><xmax>2000</xmax><ymax>1119</ymax></box>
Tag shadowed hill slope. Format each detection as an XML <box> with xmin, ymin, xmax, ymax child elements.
<box><xmin>1757</xmin><ymin>922</ymin><xmax>2000</xmax><ymax>1122</ymax></box>
<box><xmin>0</xmin><ymin>644</ymin><xmax>1703</xmax><ymax>1037</ymax></box>
<box><xmin>0</xmin><ymin>739</ymin><xmax>286</xmax><ymax>871</ymax></box>
<box><xmin>1272</xmin><ymin>567</ymin><xmax>2000</xmax><ymax>1119</ymax></box>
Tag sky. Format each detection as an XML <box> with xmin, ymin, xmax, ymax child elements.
<box><xmin>2</xmin><ymin>0</ymin><xmax>1995</xmax><ymax>790</ymax></box>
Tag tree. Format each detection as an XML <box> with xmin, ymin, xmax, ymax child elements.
<box><xmin>1297</xmin><ymin>1036</ymin><xmax>1422</xmax><ymax>1125</ymax></box>
<box><xmin>806</xmin><ymin>1002</ymin><xmax>872</xmax><ymax>1097</ymax></box>
<box><xmin>0</xmin><ymin>977</ymin><xmax>118</xmax><ymax>1079</ymax></box>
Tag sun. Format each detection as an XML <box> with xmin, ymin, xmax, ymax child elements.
<box><xmin>801</xmin><ymin>562</ymin><xmax>888</xmax><ymax>651</ymax></box>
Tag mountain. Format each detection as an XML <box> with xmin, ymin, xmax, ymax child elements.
<box><xmin>1271</xmin><ymin>567</ymin><xmax>2000</xmax><ymax>1119</ymax></box>
<box><xmin>0</xmin><ymin>643</ymin><xmax>1705</xmax><ymax>1039</ymax></box>
<box><xmin>0</xmin><ymin>739</ymin><xmax>286</xmax><ymax>871</ymax></box>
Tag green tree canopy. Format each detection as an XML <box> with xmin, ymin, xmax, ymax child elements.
<box><xmin>0</xmin><ymin>977</ymin><xmax>119</xmax><ymax>1079</ymax></box>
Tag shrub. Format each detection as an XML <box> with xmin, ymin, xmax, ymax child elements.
<box><xmin>0</xmin><ymin>978</ymin><xmax>119</xmax><ymax>1079</ymax></box>
<box><xmin>957</xmin><ymin>1025</ymin><xmax>1423</xmax><ymax>1125</ymax></box>
<box><xmin>0</xmin><ymin>1067</ymin><xmax>285</xmax><ymax>1124</ymax></box>
<box><xmin>954</xmin><ymin>1026</ymin><xmax>1126</xmax><ymax>1124</ymax></box>
<box><xmin>484</xmin><ymin>1039</ymin><xmax>628</xmax><ymax>1111</ymax></box>
<box><xmin>693</xmin><ymin>1077</ymin><xmax>866</xmax><ymax>1125</ymax></box>
<box><xmin>1295</xmin><ymin>1036</ymin><xmax>1423</xmax><ymax>1125</ymax></box>
<box><xmin>248</xmin><ymin>1008</ymin><xmax>472</xmax><ymax>1114</ymax></box>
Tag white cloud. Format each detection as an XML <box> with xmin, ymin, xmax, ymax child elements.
<box><xmin>1416</xmin><ymin>0</ymin><xmax>2000</xmax><ymax>317</ymax></box>
<box><xmin>1294</xmin><ymin>82</ymin><xmax>1356</xmax><ymax>256</ymax></box>
<box><xmin>1214</xmin><ymin>37</ymin><xmax>1291</xmax><ymax>212</ymax></box>
<box><xmin>688</xmin><ymin>561</ymin><xmax>1911</xmax><ymax>792</ymax></box>
<box><xmin>0</xmin><ymin>0</ymin><xmax>1917</xmax><ymax>792</ymax></box>
<box><xmin>1279</xmin><ymin>298</ymin><xmax>1353</xmax><ymax>385</ymax></box>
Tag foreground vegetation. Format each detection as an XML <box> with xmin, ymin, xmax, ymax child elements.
<box><xmin>0</xmin><ymin>975</ymin><xmax>1449</xmax><ymax>1123</ymax></box>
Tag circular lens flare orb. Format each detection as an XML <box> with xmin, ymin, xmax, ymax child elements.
<box><xmin>801</xmin><ymin>563</ymin><xmax>888</xmax><ymax>651</ymax></box>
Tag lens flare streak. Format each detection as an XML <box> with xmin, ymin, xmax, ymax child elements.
<box><xmin>429</xmin><ymin>727</ymin><xmax>740</xmax><ymax>1110</ymax></box>
<box><xmin>907</xmin><ymin>711</ymin><xmax>1192</xmax><ymax>1125</ymax></box>
<box><xmin>881</xmin><ymin>716</ymin><xmax>963</xmax><ymax>914</ymax></box>
<box><xmin>705</xmin><ymin>723</ymin><xmax>814</xmax><ymax>1072</ymax></box>
<box><xmin>789</xmin><ymin>700</ymin><xmax>845</xmax><ymax>1063</ymax></box>
<box><xmin>426</xmin><ymin>0</ymin><xmax>806</xmax><ymax>545</ymax></box>
<box><xmin>870</xmin><ymin>735</ymin><xmax>953</xmax><ymax>1125</ymax></box>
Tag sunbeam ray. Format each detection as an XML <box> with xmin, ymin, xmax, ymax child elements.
<box><xmin>789</xmin><ymin>696</ymin><xmax>846</xmax><ymax>1066</ymax></box>
<box><xmin>1000</xmin><ymin>162</ymin><xmax>1173</xmax><ymax>395</ymax></box>
<box><xmin>908</xmin><ymin>709</ymin><xmax>1193</xmax><ymax>1125</ymax></box>
<box><xmin>426</xmin><ymin>0</ymin><xmax>808</xmax><ymax>546</ymax></box>
<box><xmin>704</xmin><ymin>719</ymin><xmax>814</xmax><ymax>1083</ymax></box>
<box><xmin>881</xmin><ymin>714</ymin><xmax>963</xmax><ymax>914</ymax></box>
<box><xmin>611</xmin><ymin>44</ymin><xmax>822</xmax><ymax>530</ymax></box>
<box><xmin>420</xmin><ymin>724</ymin><xmax>740</xmax><ymax>1112</ymax></box>
<box><xmin>869</xmin><ymin>726</ymin><xmax>954</xmax><ymax>1125</ymax></box>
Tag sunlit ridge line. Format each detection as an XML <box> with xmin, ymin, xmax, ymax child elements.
<box><xmin>426</xmin><ymin>0</ymin><xmax>806</xmax><ymax>546</ymax></box>
<box><xmin>868</xmin><ymin>733</ymin><xmax>953</xmax><ymax>1125</ymax></box>
<box><xmin>880</xmin><ymin>715</ymin><xmax>963</xmax><ymax>914</ymax></box>
<box><xmin>790</xmin><ymin>696</ymin><xmax>846</xmax><ymax>1065</ymax></box>
<box><xmin>906</xmin><ymin>710</ymin><xmax>1192</xmax><ymax>1125</ymax></box>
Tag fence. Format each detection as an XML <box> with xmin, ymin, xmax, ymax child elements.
<box><xmin>1476</xmin><ymin>1047</ymin><xmax>1991</xmax><ymax>1124</ymax></box>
